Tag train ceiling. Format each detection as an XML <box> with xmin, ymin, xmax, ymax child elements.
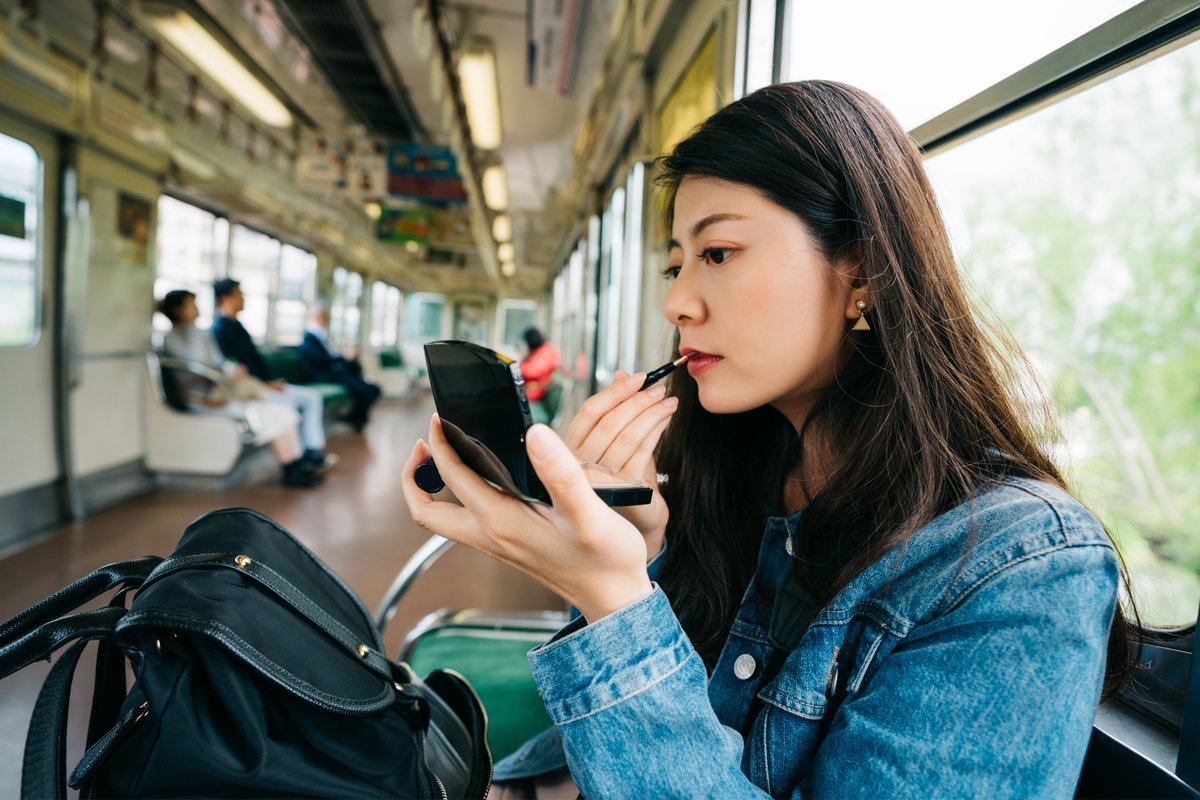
<box><xmin>0</xmin><ymin>0</ymin><xmax>620</xmax><ymax>296</ymax></box>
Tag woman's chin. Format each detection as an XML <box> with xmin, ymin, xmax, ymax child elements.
<box><xmin>696</xmin><ymin>386</ymin><xmax>762</xmax><ymax>416</ymax></box>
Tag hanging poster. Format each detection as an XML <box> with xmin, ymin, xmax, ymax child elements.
<box><xmin>296</xmin><ymin>136</ymin><xmax>348</xmax><ymax>191</ymax></box>
<box><xmin>377</xmin><ymin>208</ymin><xmax>432</xmax><ymax>245</ymax></box>
<box><xmin>386</xmin><ymin>142</ymin><xmax>468</xmax><ymax>205</ymax></box>
<box><xmin>347</xmin><ymin>140</ymin><xmax>388</xmax><ymax>200</ymax></box>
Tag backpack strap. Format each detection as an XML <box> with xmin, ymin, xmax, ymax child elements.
<box><xmin>17</xmin><ymin>608</ymin><xmax>128</xmax><ymax>800</ymax></box>
<box><xmin>0</xmin><ymin>556</ymin><xmax>160</xmax><ymax>664</ymax></box>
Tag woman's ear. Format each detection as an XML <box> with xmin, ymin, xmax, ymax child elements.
<box><xmin>836</xmin><ymin>244</ymin><xmax>869</xmax><ymax>319</ymax></box>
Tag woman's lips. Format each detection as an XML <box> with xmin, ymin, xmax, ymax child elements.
<box><xmin>681</xmin><ymin>349</ymin><xmax>723</xmax><ymax>376</ymax></box>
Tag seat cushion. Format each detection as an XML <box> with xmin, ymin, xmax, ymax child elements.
<box><xmin>262</xmin><ymin>348</ymin><xmax>305</xmax><ymax>384</ymax></box>
<box><xmin>306</xmin><ymin>382</ymin><xmax>351</xmax><ymax>404</ymax></box>
<box><xmin>407</xmin><ymin>630</ymin><xmax>554</xmax><ymax>761</ymax></box>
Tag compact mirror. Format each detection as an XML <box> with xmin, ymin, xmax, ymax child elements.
<box><xmin>417</xmin><ymin>340</ymin><xmax>651</xmax><ymax>506</ymax></box>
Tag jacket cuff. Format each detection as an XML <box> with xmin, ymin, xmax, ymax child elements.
<box><xmin>529</xmin><ymin>586</ymin><xmax>692</xmax><ymax>725</ymax></box>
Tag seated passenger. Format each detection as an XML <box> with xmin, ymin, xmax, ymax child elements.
<box><xmin>403</xmin><ymin>81</ymin><xmax>1136</xmax><ymax>798</ymax></box>
<box><xmin>518</xmin><ymin>327</ymin><xmax>560</xmax><ymax>424</ymax></box>
<box><xmin>156</xmin><ymin>290</ymin><xmax>322</xmax><ymax>488</ymax></box>
<box><xmin>210</xmin><ymin>279</ymin><xmax>335</xmax><ymax>469</ymax></box>
<box><xmin>298</xmin><ymin>304</ymin><xmax>382</xmax><ymax>433</ymax></box>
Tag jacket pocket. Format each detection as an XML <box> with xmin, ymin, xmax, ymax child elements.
<box><xmin>750</xmin><ymin>609</ymin><xmax>900</xmax><ymax>796</ymax></box>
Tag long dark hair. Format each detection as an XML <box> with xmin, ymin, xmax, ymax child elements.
<box><xmin>654</xmin><ymin>81</ymin><xmax>1135</xmax><ymax>699</ymax></box>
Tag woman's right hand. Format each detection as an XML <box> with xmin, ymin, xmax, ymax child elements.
<box><xmin>562</xmin><ymin>370</ymin><xmax>678</xmax><ymax>560</ymax></box>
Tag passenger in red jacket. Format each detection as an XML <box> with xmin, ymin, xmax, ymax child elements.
<box><xmin>520</xmin><ymin>328</ymin><xmax>560</xmax><ymax>422</ymax></box>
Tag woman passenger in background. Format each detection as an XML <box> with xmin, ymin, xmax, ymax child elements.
<box><xmin>402</xmin><ymin>82</ymin><xmax>1136</xmax><ymax>798</ymax></box>
<box><xmin>157</xmin><ymin>290</ymin><xmax>323</xmax><ymax>488</ymax></box>
<box><xmin>519</xmin><ymin>327</ymin><xmax>560</xmax><ymax>425</ymax></box>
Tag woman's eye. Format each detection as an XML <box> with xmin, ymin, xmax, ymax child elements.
<box><xmin>699</xmin><ymin>247</ymin><xmax>733</xmax><ymax>265</ymax></box>
<box><xmin>661</xmin><ymin>265</ymin><xmax>681</xmax><ymax>280</ymax></box>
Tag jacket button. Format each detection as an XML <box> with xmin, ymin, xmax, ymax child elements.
<box><xmin>784</xmin><ymin>536</ymin><xmax>794</xmax><ymax>557</ymax></box>
<box><xmin>734</xmin><ymin>653</ymin><xmax>757</xmax><ymax>680</ymax></box>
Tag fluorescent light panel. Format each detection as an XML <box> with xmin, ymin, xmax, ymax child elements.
<box><xmin>458</xmin><ymin>44</ymin><xmax>502</xmax><ymax>150</ymax></box>
<box><xmin>497</xmin><ymin>242</ymin><xmax>514</xmax><ymax>262</ymax></box>
<box><xmin>482</xmin><ymin>165</ymin><xmax>508</xmax><ymax>211</ymax></box>
<box><xmin>152</xmin><ymin>11</ymin><xmax>293</xmax><ymax>129</ymax></box>
<box><xmin>492</xmin><ymin>214</ymin><xmax>512</xmax><ymax>242</ymax></box>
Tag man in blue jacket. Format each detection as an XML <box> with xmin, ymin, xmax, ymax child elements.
<box><xmin>211</xmin><ymin>279</ymin><xmax>334</xmax><ymax>469</ymax></box>
<box><xmin>297</xmin><ymin>304</ymin><xmax>381</xmax><ymax>432</ymax></box>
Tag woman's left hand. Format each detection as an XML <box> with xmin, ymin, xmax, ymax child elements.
<box><xmin>401</xmin><ymin>416</ymin><xmax>654</xmax><ymax>622</ymax></box>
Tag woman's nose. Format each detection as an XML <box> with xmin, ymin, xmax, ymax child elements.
<box><xmin>662</xmin><ymin>271</ymin><xmax>706</xmax><ymax>327</ymax></box>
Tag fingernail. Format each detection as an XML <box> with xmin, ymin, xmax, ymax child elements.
<box><xmin>664</xmin><ymin>396</ymin><xmax>679</xmax><ymax>407</ymax></box>
<box><xmin>625</xmin><ymin>373</ymin><xmax>643</xmax><ymax>389</ymax></box>
<box><xmin>526</xmin><ymin>424</ymin><xmax>558</xmax><ymax>463</ymax></box>
<box><xmin>647</xmin><ymin>384</ymin><xmax>665</xmax><ymax>398</ymax></box>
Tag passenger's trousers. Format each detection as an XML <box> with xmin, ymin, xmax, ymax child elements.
<box><xmin>267</xmin><ymin>384</ymin><xmax>326</xmax><ymax>451</ymax></box>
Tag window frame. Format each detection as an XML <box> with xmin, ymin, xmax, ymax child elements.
<box><xmin>0</xmin><ymin>131</ymin><xmax>44</xmax><ymax>349</ymax></box>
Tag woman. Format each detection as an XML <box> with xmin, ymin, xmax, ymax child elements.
<box><xmin>157</xmin><ymin>290</ymin><xmax>322</xmax><ymax>488</ymax></box>
<box><xmin>519</xmin><ymin>327</ymin><xmax>560</xmax><ymax>425</ymax></box>
<box><xmin>401</xmin><ymin>82</ymin><xmax>1134</xmax><ymax>797</ymax></box>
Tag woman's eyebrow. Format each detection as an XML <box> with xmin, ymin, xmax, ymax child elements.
<box><xmin>666</xmin><ymin>212</ymin><xmax>749</xmax><ymax>251</ymax></box>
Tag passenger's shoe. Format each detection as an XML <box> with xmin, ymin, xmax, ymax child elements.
<box><xmin>281</xmin><ymin>459</ymin><xmax>324</xmax><ymax>488</ymax></box>
<box><xmin>302</xmin><ymin>450</ymin><xmax>340</xmax><ymax>473</ymax></box>
<box><xmin>338</xmin><ymin>413</ymin><xmax>368</xmax><ymax>433</ymax></box>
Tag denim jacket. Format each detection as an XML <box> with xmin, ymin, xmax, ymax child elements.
<box><xmin>494</xmin><ymin>477</ymin><xmax>1118</xmax><ymax>798</ymax></box>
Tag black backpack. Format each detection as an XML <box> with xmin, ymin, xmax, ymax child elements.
<box><xmin>0</xmin><ymin>507</ymin><xmax>491</xmax><ymax>798</ymax></box>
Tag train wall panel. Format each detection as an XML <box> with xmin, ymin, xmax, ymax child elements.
<box><xmin>0</xmin><ymin>340</ymin><xmax>58</xmax><ymax>495</ymax></box>
<box><xmin>70</xmin><ymin>359</ymin><xmax>145</xmax><ymax>477</ymax></box>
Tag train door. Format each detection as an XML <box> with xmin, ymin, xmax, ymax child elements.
<box><xmin>0</xmin><ymin>113</ymin><xmax>61</xmax><ymax>547</ymax></box>
<box><xmin>67</xmin><ymin>147</ymin><xmax>159</xmax><ymax>510</ymax></box>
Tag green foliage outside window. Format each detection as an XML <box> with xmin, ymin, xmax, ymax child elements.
<box><xmin>926</xmin><ymin>43</ymin><xmax>1200</xmax><ymax>626</ymax></box>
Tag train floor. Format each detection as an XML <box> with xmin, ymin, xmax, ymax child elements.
<box><xmin>0</xmin><ymin>391</ymin><xmax>560</xmax><ymax>795</ymax></box>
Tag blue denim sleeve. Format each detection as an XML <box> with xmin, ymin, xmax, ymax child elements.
<box><xmin>810</xmin><ymin>542</ymin><xmax>1118</xmax><ymax>799</ymax></box>
<box><xmin>529</xmin><ymin>586</ymin><xmax>769</xmax><ymax>799</ymax></box>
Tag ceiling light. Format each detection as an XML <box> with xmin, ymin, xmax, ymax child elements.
<box><xmin>497</xmin><ymin>242</ymin><xmax>514</xmax><ymax>262</ymax></box>
<box><xmin>492</xmin><ymin>214</ymin><xmax>511</xmax><ymax>242</ymax></box>
<box><xmin>405</xmin><ymin>240</ymin><xmax>420</xmax><ymax>254</ymax></box>
<box><xmin>457</xmin><ymin>41</ymin><xmax>502</xmax><ymax>150</ymax></box>
<box><xmin>482</xmin><ymin>165</ymin><xmax>508</xmax><ymax>211</ymax></box>
<box><xmin>364</xmin><ymin>202</ymin><xmax>382</xmax><ymax>220</ymax></box>
<box><xmin>500</xmin><ymin>260</ymin><xmax>516</xmax><ymax>277</ymax></box>
<box><xmin>150</xmin><ymin>11</ymin><xmax>293</xmax><ymax>129</ymax></box>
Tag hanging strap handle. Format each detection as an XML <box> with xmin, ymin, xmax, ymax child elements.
<box><xmin>0</xmin><ymin>556</ymin><xmax>160</xmax><ymax>665</ymax></box>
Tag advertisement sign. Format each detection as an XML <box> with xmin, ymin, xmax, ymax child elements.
<box><xmin>0</xmin><ymin>195</ymin><xmax>26</xmax><ymax>239</ymax></box>
<box><xmin>386</xmin><ymin>142</ymin><xmax>468</xmax><ymax>205</ymax></box>
<box><xmin>377</xmin><ymin>208</ymin><xmax>432</xmax><ymax>245</ymax></box>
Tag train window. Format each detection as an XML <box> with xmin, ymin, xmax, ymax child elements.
<box><xmin>230</xmin><ymin>225</ymin><xmax>281</xmax><ymax>343</ymax></box>
<box><xmin>924</xmin><ymin>39</ymin><xmax>1200</xmax><ymax>627</ymax></box>
<box><xmin>742</xmin><ymin>0</ymin><xmax>781</xmax><ymax>95</ymax></box>
<box><xmin>330</xmin><ymin>267</ymin><xmax>364</xmax><ymax>347</ymax></box>
<box><xmin>783</xmin><ymin>0</ymin><xmax>1140</xmax><ymax>131</ymax></box>
<box><xmin>153</xmin><ymin>196</ymin><xmax>226</xmax><ymax>332</ymax></box>
<box><xmin>497</xmin><ymin>299</ymin><xmax>537</xmax><ymax>354</ymax></box>
<box><xmin>369</xmin><ymin>281</ymin><xmax>402</xmax><ymax>348</ymax></box>
<box><xmin>0</xmin><ymin>132</ymin><xmax>40</xmax><ymax>347</ymax></box>
<box><xmin>405</xmin><ymin>292</ymin><xmax>445</xmax><ymax>343</ymax></box>
<box><xmin>596</xmin><ymin>186</ymin><xmax>625</xmax><ymax>383</ymax></box>
<box><xmin>275</xmin><ymin>244</ymin><xmax>317</xmax><ymax>345</ymax></box>
<box><xmin>620</xmin><ymin>162</ymin><xmax>646</xmax><ymax>372</ymax></box>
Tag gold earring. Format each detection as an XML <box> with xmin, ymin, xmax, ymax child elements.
<box><xmin>852</xmin><ymin>299</ymin><xmax>871</xmax><ymax>331</ymax></box>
